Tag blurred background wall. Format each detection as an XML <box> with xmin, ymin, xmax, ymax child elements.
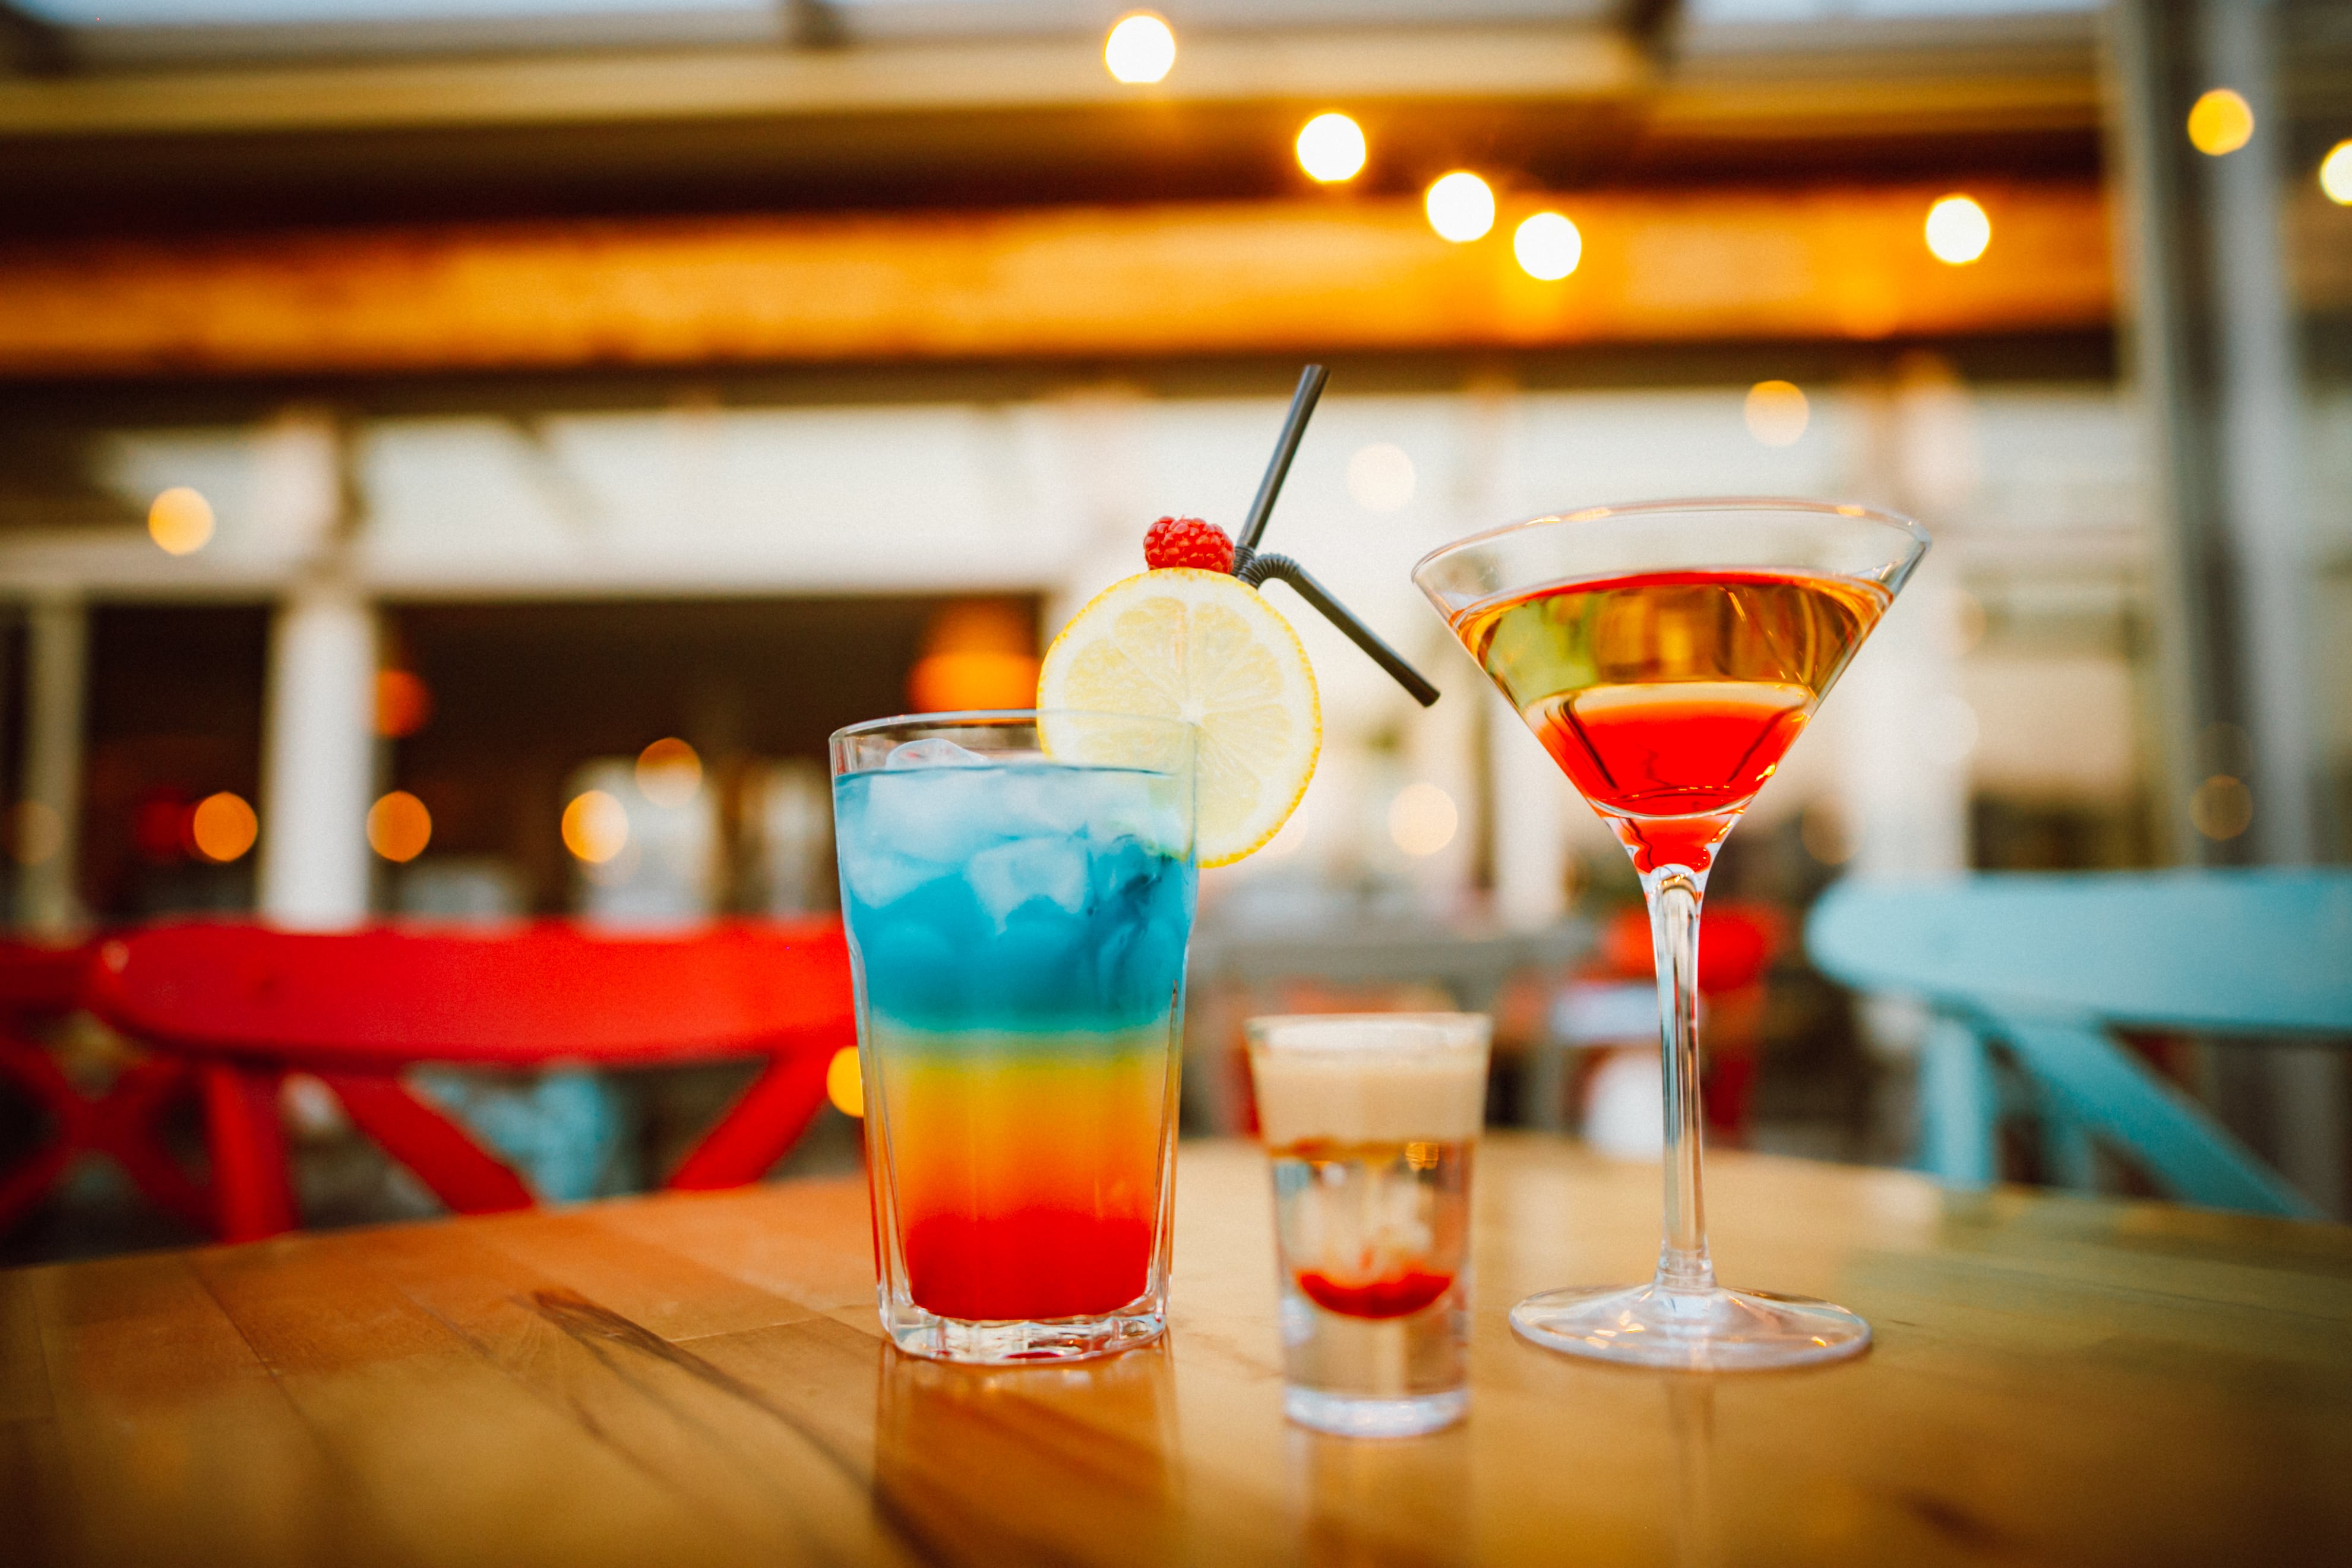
<box><xmin>0</xmin><ymin>0</ymin><xmax>2344</xmax><ymax>1216</ymax></box>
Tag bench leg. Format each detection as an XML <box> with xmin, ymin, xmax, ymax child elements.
<box><xmin>1918</xmin><ymin>1016</ymin><xmax>1998</xmax><ymax>1188</ymax></box>
<box><xmin>1999</xmin><ymin>1016</ymin><xmax>2319</xmax><ymax>1219</ymax></box>
<box><xmin>321</xmin><ymin>1072</ymin><xmax>534</xmax><ymax>1214</ymax></box>
<box><xmin>203</xmin><ymin>1064</ymin><xmax>297</xmax><ymax>1243</ymax></box>
<box><xmin>666</xmin><ymin>1049</ymin><xmax>834</xmax><ymax>1191</ymax></box>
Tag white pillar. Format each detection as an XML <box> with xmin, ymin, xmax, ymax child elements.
<box><xmin>259</xmin><ymin>579</ymin><xmax>377</xmax><ymax>930</ymax></box>
<box><xmin>15</xmin><ymin>593</ymin><xmax>87</xmax><ymax>937</ymax></box>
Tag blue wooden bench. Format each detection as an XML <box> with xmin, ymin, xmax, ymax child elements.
<box><xmin>1806</xmin><ymin>871</ymin><xmax>2352</xmax><ymax>1218</ymax></box>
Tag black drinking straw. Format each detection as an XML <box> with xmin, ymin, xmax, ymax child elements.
<box><xmin>1233</xmin><ymin>365</ymin><xmax>1442</xmax><ymax>709</ymax></box>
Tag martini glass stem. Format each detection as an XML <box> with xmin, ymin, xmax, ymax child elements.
<box><xmin>1645</xmin><ymin>863</ymin><xmax>1716</xmax><ymax>1294</ymax></box>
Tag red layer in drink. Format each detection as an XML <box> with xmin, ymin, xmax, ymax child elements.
<box><xmin>1295</xmin><ymin>1266</ymin><xmax>1456</xmax><ymax>1319</ymax></box>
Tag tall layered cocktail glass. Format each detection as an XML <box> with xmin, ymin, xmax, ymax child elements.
<box><xmin>831</xmin><ymin>711</ymin><xmax>1198</xmax><ymax>1363</ymax></box>
<box><xmin>1415</xmin><ymin>499</ymin><xmax>1927</xmax><ymax>1370</ymax></box>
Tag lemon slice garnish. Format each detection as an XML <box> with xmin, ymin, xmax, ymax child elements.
<box><xmin>1038</xmin><ymin>568</ymin><xmax>1321</xmax><ymax>867</ymax></box>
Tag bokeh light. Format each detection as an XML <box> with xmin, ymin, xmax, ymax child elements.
<box><xmin>189</xmin><ymin>792</ymin><xmax>258</xmax><ymax>863</ymax></box>
<box><xmin>1513</xmin><ymin>212</ymin><xmax>1581</xmax><ymax>280</ymax></box>
<box><xmin>636</xmin><ymin>737</ymin><xmax>703</xmax><ymax>808</ymax></box>
<box><xmin>562</xmin><ymin>789</ymin><xmax>629</xmax><ymax>863</ymax></box>
<box><xmin>2192</xmin><ymin>774</ymin><xmax>2253</xmax><ymax>840</ymax></box>
<box><xmin>147</xmin><ymin>487</ymin><xmax>214</xmax><ymax>556</ymax></box>
<box><xmin>366</xmin><ymin>791</ymin><xmax>432</xmax><ymax>862</ymax></box>
<box><xmin>1296</xmin><ymin>113</ymin><xmax>1367</xmax><ymax>184</ymax></box>
<box><xmin>1387</xmin><ymin>782</ymin><xmax>1459</xmax><ymax>857</ymax></box>
<box><xmin>1924</xmin><ymin>195</ymin><xmax>1990</xmax><ymax>265</ymax></box>
<box><xmin>1424</xmin><ymin>172</ymin><xmax>1496</xmax><ymax>242</ymax></box>
<box><xmin>1102</xmin><ymin>12</ymin><xmax>1175</xmax><ymax>85</ymax></box>
<box><xmin>2187</xmin><ymin>88</ymin><xmax>2254</xmax><ymax>156</ymax></box>
<box><xmin>826</xmin><ymin>1046</ymin><xmax>865</xmax><ymax>1118</ymax></box>
<box><xmin>2321</xmin><ymin>140</ymin><xmax>2352</xmax><ymax>205</ymax></box>
<box><xmin>374</xmin><ymin>669</ymin><xmax>432</xmax><ymax>738</ymax></box>
<box><xmin>1744</xmin><ymin>380</ymin><xmax>1810</xmax><ymax>447</ymax></box>
<box><xmin>1346</xmin><ymin>443</ymin><xmax>1416</xmax><ymax>511</ymax></box>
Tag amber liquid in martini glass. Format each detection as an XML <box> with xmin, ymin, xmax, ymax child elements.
<box><xmin>1417</xmin><ymin>500</ymin><xmax>1924</xmax><ymax>1371</ymax></box>
<box><xmin>1454</xmin><ymin>568</ymin><xmax>1889</xmax><ymax>874</ymax></box>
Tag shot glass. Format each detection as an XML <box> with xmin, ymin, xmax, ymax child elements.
<box><xmin>1245</xmin><ymin>1013</ymin><xmax>1491</xmax><ymax>1437</ymax></box>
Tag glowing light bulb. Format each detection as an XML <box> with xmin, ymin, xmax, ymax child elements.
<box><xmin>148</xmin><ymin>487</ymin><xmax>214</xmax><ymax>555</ymax></box>
<box><xmin>1513</xmin><ymin>212</ymin><xmax>1581</xmax><ymax>280</ymax></box>
<box><xmin>1424</xmin><ymin>172</ymin><xmax>1495</xmax><ymax>242</ymax></box>
<box><xmin>2187</xmin><ymin>88</ymin><xmax>2254</xmax><ymax>156</ymax></box>
<box><xmin>2321</xmin><ymin>140</ymin><xmax>2352</xmax><ymax>205</ymax></box>
<box><xmin>1103</xmin><ymin>12</ymin><xmax>1175</xmax><ymax>85</ymax></box>
<box><xmin>1296</xmin><ymin>113</ymin><xmax>1367</xmax><ymax>184</ymax></box>
<box><xmin>1924</xmin><ymin>195</ymin><xmax>1990</xmax><ymax>265</ymax></box>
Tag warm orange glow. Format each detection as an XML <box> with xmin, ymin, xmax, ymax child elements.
<box><xmin>911</xmin><ymin>600</ymin><xmax>1039</xmax><ymax>712</ymax></box>
<box><xmin>366</xmin><ymin>791</ymin><xmax>432</xmax><ymax>863</ymax></box>
<box><xmin>1744</xmin><ymin>380</ymin><xmax>1811</xmax><ymax>447</ymax></box>
<box><xmin>562</xmin><ymin>790</ymin><xmax>629</xmax><ymax>863</ymax></box>
<box><xmin>1296</xmin><ymin>113</ymin><xmax>1367</xmax><ymax>183</ymax></box>
<box><xmin>908</xmin><ymin>652</ymin><xmax>1041</xmax><ymax>712</ymax></box>
<box><xmin>1924</xmin><ymin>195</ymin><xmax>1990</xmax><ymax>264</ymax></box>
<box><xmin>147</xmin><ymin>486</ymin><xmax>214</xmax><ymax>555</ymax></box>
<box><xmin>2187</xmin><ymin>88</ymin><xmax>2254</xmax><ymax>156</ymax></box>
<box><xmin>189</xmin><ymin>792</ymin><xmax>258</xmax><ymax>863</ymax></box>
<box><xmin>1102</xmin><ymin>12</ymin><xmax>1175</xmax><ymax>84</ymax></box>
<box><xmin>374</xmin><ymin>669</ymin><xmax>432</xmax><ymax>738</ymax></box>
<box><xmin>636</xmin><ymin>738</ymin><xmax>703</xmax><ymax>807</ymax></box>
<box><xmin>826</xmin><ymin>1047</ymin><xmax>865</xmax><ymax>1118</ymax></box>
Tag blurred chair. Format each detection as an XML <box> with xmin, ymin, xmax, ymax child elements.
<box><xmin>86</xmin><ymin>918</ymin><xmax>857</xmax><ymax>1242</ymax></box>
<box><xmin>1807</xmin><ymin>871</ymin><xmax>2352</xmax><ymax>1218</ymax></box>
<box><xmin>1529</xmin><ymin>903</ymin><xmax>1782</xmax><ymax>1137</ymax></box>
<box><xmin>0</xmin><ymin>939</ymin><xmax>211</xmax><ymax>1234</ymax></box>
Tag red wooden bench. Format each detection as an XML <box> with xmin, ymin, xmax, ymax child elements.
<box><xmin>84</xmin><ymin>918</ymin><xmax>858</xmax><ymax>1242</ymax></box>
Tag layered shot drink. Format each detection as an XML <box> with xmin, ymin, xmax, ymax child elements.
<box><xmin>832</xmin><ymin>712</ymin><xmax>1197</xmax><ymax>1363</ymax></box>
<box><xmin>1246</xmin><ymin>1014</ymin><xmax>1490</xmax><ymax>1437</ymax></box>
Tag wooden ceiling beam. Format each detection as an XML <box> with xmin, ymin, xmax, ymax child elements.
<box><xmin>0</xmin><ymin>27</ymin><xmax>1646</xmax><ymax>139</ymax></box>
<box><xmin>0</xmin><ymin>182</ymin><xmax>2111</xmax><ymax>380</ymax></box>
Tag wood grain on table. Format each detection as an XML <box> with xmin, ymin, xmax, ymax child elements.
<box><xmin>4</xmin><ymin>1137</ymin><xmax>2348</xmax><ymax>1567</ymax></box>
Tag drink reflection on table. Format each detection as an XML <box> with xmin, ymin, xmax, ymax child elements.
<box><xmin>1287</xmin><ymin>1418</ymin><xmax>1475</xmax><ymax>1568</ymax></box>
<box><xmin>1668</xmin><ymin>1381</ymin><xmax>1722</xmax><ymax>1568</ymax></box>
<box><xmin>872</xmin><ymin>1338</ymin><xmax>1180</xmax><ymax>1564</ymax></box>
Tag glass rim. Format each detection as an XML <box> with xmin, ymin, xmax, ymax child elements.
<box><xmin>829</xmin><ymin>708</ymin><xmax>1198</xmax><ymax>744</ymax></box>
<box><xmin>1410</xmin><ymin>494</ymin><xmax>1930</xmax><ymax>584</ymax></box>
<box><xmin>1244</xmin><ymin>1012</ymin><xmax>1492</xmax><ymax>1055</ymax></box>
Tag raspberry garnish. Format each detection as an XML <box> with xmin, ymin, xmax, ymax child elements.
<box><xmin>1143</xmin><ymin>516</ymin><xmax>1236</xmax><ymax>573</ymax></box>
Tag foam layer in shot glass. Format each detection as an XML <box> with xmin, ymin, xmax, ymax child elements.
<box><xmin>1248</xmin><ymin>1014</ymin><xmax>1489</xmax><ymax>1147</ymax></box>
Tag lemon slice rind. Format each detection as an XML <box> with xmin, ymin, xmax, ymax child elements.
<box><xmin>1038</xmin><ymin>568</ymin><xmax>1320</xmax><ymax>868</ymax></box>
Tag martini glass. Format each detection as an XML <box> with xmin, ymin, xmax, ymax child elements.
<box><xmin>1414</xmin><ymin>498</ymin><xmax>1927</xmax><ymax>1370</ymax></box>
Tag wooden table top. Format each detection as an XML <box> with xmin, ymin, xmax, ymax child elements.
<box><xmin>6</xmin><ymin>1136</ymin><xmax>2350</xmax><ymax>1567</ymax></box>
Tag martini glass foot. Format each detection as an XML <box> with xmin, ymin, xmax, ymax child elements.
<box><xmin>1509</xmin><ymin>1282</ymin><xmax>1871</xmax><ymax>1371</ymax></box>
